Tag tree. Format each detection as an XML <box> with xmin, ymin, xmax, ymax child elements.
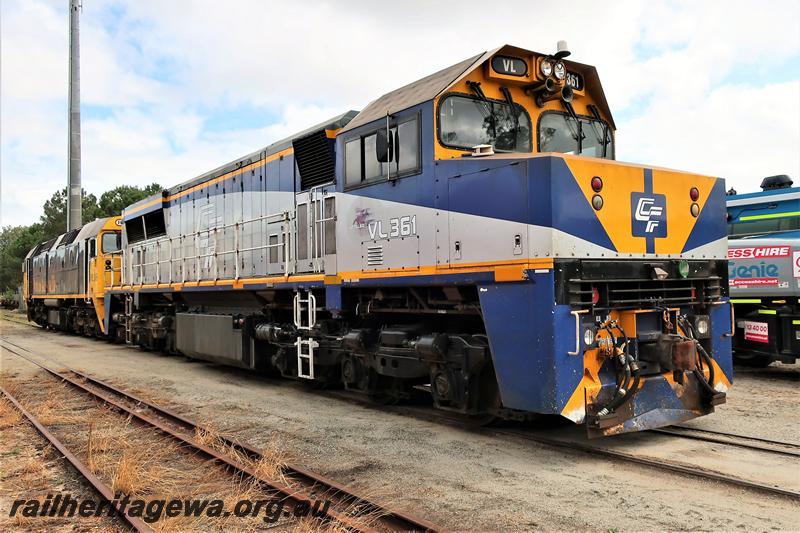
<box><xmin>0</xmin><ymin>224</ymin><xmax>44</xmax><ymax>292</ymax></box>
<box><xmin>0</xmin><ymin>183</ymin><xmax>162</xmax><ymax>294</ymax></box>
<box><xmin>39</xmin><ymin>188</ymin><xmax>101</xmax><ymax>241</ymax></box>
<box><xmin>98</xmin><ymin>183</ymin><xmax>162</xmax><ymax>217</ymax></box>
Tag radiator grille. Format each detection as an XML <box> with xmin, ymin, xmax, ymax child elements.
<box><xmin>568</xmin><ymin>277</ymin><xmax>723</xmax><ymax>310</ymax></box>
<box><xmin>293</xmin><ymin>130</ymin><xmax>335</xmax><ymax>190</ymax></box>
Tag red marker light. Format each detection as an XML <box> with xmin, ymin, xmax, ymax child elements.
<box><xmin>690</xmin><ymin>187</ymin><xmax>699</xmax><ymax>201</ymax></box>
<box><xmin>591</xmin><ymin>176</ymin><xmax>603</xmax><ymax>192</ymax></box>
<box><xmin>591</xmin><ymin>286</ymin><xmax>600</xmax><ymax>305</ymax></box>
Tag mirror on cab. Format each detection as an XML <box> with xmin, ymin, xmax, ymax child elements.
<box><xmin>375</xmin><ymin>128</ymin><xmax>400</xmax><ymax>164</ymax></box>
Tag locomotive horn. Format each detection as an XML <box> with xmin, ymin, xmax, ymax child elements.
<box><xmin>536</xmin><ymin>86</ymin><xmax>574</xmax><ymax>107</ymax></box>
<box><xmin>525</xmin><ymin>77</ymin><xmax>557</xmax><ymax>97</ymax></box>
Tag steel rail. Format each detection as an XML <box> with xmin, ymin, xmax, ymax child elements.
<box><xmin>0</xmin><ymin>385</ymin><xmax>153</xmax><ymax>533</ymax></box>
<box><xmin>650</xmin><ymin>427</ymin><xmax>800</xmax><ymax>457</ymax></box>
<box><xmin>2</xmin><ymin>344</ymin><xmax>378</xmax><ymax>533</ymax></box>
<box><xmin>0</xmin><ymin>339</ymin><xmax>443</xmax><ymax>533</ymax></box>
<box><xmin>493</xmin><ymin>428</ymin><xmax>800</xmax><ymax>501</ymax></box>
<box><xmin>324</xmin><ymin>391</ymin><xmax>800</xmax><ymax>502</ymax></box>
<box><xmin>671</xmin><ymin>425</ymin><xmax>800</xmax><ymax>448</ymax></box>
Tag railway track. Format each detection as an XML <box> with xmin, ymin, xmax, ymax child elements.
<box><xmin>0</xmin><ymin>339</ymin><xmax>443</xmax><ymax>533</ymax></box>
<box><xmin>324</xmin><ymin>391</ymin><xmax>800</xmax><ymax>502</ymax></box>
<box><xmin>3</xmin><ymin>323</ymin><xmax>799</xmax><ymax>505</ymax></box>
<box><xmin>651</xmin><ymin>425</ymin><xmax>800</xmax><ymax>457</ymax></box>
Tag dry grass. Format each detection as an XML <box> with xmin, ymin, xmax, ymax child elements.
<box><xmin>1</xmin><ymin>371</ymin><xmax>401</xmax><ymax>532</ymax></box>
<box><xmin>251</xmin><ymin>441</ymin><xmax>290</xmax><ymax>487</ymax></box>
<box><xmin>0</xmin><ymin>397</ymin><xmax>22</xmax><ymax>428</ymax></box>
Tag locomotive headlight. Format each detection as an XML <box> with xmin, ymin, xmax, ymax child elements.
<box><xmin>692</xmin><ymin>315</ymin><xmax>711</xmax><ymax>339</ymax></box>
<box><xmin>540</xmin><ymin>58</ymin><xmax>553</xmax><ymax>77</ymax></box>
<box><xmin>584</xmin><ymin>327</ymin><xmax>596</xmax><ymax>346</ymax></box>
<box><xmin>554</xmin><ymin>61</ymin><xmax>566</xmax><ymax>80</ymax></box>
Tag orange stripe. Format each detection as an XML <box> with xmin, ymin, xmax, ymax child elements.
<box><xmin>111</xmin><ymin>258</ymin><xmax>553</xmax><ymax>292</ymax></box>
<box><xmin>30</xmin><ymin>294</ymin><xmax>89</xmax><ymax>299</ymax></box>
<box><xmin>125</xmin><ymin>126</ymin><xmax>343</xmax><ymax>219</ymax></box>
<box><xmin>338</xmin><ymin>257</ymin><xmax>554</xmax><ymax>280</ymax></box>
<box><xmin>125</xmin><ymin>146</ymin><xmax>295</xmax><ymax>217</ymax></box>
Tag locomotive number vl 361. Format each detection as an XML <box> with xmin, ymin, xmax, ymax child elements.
<box><xmin>368</xmin><ymin>215</ymin><xmax>417</xmax><ymax>240</ymax></box>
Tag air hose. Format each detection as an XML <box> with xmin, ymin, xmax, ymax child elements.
<box><xmin>676</xmin><ymin>315</ymin><xmax>717</xmax><ymax>396</ymax></box>
<box><xmin>595</xmin><ymin>321</ymin><xmax>641</xmax><ymax>418</ymax></box>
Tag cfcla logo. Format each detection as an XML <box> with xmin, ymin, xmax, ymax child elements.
<box><xmin>635</xmin><ymin>197</ymin><xmax>663</xmax><ymax>233</ymax></box>
<box><xmin>630</xmin><ymin>192</ymin><xmax>667</xmax><ymax>238</ymax></box>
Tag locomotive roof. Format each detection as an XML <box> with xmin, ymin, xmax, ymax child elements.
<box><xmin>27</xmin><ymin>217</ymin><xmax>113</xmax><ymax>259</ymax></box>
<box><xmin>726</xmin><ymin>186</ymin><xmax>800</xmax><ymax>207</ymax></box>
<box><xmin>124</xmin><ymin>111</ymin><xmax>358</xmax><ymax>217</ymax></box>
<box><xmin>170</xmin><ymin>111</ymin><xmax>357</xmax><ymax>194</ymax></box>
<box><xmin>340</xmin><ymin>44</ymin><xmax>615</xmax><ymax>133</ymax></box>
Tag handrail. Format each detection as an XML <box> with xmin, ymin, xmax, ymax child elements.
<box><xmin>567</xmin><ymin>309</ymin><xmax>589</xmax><ymax>356</ymax></box>
<box><xmin>124</xmin><ymin>209</ymin><xmax>296</xmax><ymax>285</ymax></box>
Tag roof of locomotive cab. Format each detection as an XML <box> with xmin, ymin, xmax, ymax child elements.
<box><xmin>726</xmin><ymin>185</ymin><xmax>800</xmax><ymax>206</ymax></box>
<box><xmin>26</xmin><ymin>217</ymin><xmax>113</xmax><ymax>259</ymax></box>
<box><xmin>340</xmin><ymin>44</ymin><xmax>616</xmax><ymax>134</ymax></box>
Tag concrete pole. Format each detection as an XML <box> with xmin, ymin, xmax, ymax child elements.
<box><xmin>67</xmin><ymin>0</ymin><xmax>82</xmax><ymax>231</ymax></box>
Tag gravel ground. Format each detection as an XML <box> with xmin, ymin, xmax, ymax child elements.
<box><xmin>1</xmin><ymin>311</ymin><xmax>799</xmax><ymax>532</ymax></box>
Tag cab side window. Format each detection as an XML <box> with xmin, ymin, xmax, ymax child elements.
<box><xmin>344</xmin><ymin>116</ymin><xmax>420</xmax><ymax>188</ymax></box>
<box><xmin>102</xmin><ymin>232</ymin><xmax>121</xmax><ymax>253</ymax></box>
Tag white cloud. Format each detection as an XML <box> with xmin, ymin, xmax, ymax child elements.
<box><xmin>619</xmin><ymin>81</ymin><xmax>800</xmax><ymax>186</ymax></box>
<box><xmin>1</xmin><ymin>0</ymin><xmax>799</xmax><ymax>227</ymax></box>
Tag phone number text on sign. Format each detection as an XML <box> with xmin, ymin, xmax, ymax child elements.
<box><xmin>743</xmin><ymin>321</ymin><xmax>769</xmax><ymax>344</ymax></box>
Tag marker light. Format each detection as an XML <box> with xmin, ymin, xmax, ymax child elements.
<box><xmin>690</xmin><ymin>203</ymin><xmax>700</xmax><ymax>217</ymax></box>
<box><xmin>554</xmin><ymin>61</ymin><xmax>566</xmax><ymax>80</ymax></box>
<box><xmin>592</xmin><ymin>194</ymin><xmax>604</xmax><ymax>210</ymax></box>
<box><xmin>690</xmin><ymin>187</ymin><xmax>700</xmax><ymax>201</ymax></box>
<box><xmin>591</xmin><ymin>176</ymin><xmax>603</xmax><ymax>192</ymax></box>
<box><xmin>591</xmin><ymin>286</ymin><xmax>600</xmax><ymax>305</ymax></box>
<box><xmin>540</xmin><ymin>59</ymin><xmax>553</xmax><ymax>77</ymax></box>
<box><xmin>678</xmin><ymin>259</ymin><xmax>690</xmax><ymax>279</ymax></box>
<box><xmin>584</xmin><ymin>327</ymin><xmax>596</xmax><ymax>346</ymax></box>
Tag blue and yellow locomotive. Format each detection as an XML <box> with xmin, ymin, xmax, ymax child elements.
<box><xmin>27</xmin><ymin>44</ymin><xmax>733</xmax><ymax>436</ymax></box>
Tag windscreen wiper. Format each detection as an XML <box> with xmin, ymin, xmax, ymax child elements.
<box><xmin>467</xmin><ymin>81</ymin><xmax>497</xmax><ymax>139</ymax></box>
<box><xmin>563</xmin><ymin>101</ymin><xmax>583</xmax><ymax>147</ymax></box>
<box><xmin>500</xmin><ymin>86</ymin><xmax>520</xmax><ymax>146</ymax></box>
<box><xmin>587</xmin><ymin>104</ymin><xmax>610</xmax><ymax>157</ymax></box>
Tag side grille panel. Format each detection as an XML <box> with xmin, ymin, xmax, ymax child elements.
<box><xmin>293</xmin><ymin>130</ymin><xmax>336</xmax><ymax>190</ymax></box>
<box><xmin>556</xmin><ymin>260</ymin><xmax>727</xmax><ymax>310</ymax></box>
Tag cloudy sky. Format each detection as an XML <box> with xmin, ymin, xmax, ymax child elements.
<box><xmin>1</xmin><ymin>0</ymin><xmax>799</xmax><ymax>226</ymax></box>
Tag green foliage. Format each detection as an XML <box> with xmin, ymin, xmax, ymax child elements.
<box><xmin>98</xmin><ymin>183</ymin><xmax>162</xmax><ymax>217</ymax></box>
<box><xmin>0</xmin><ymin>183</ymin><xmax>161</xmax><ymax>292</ymax></box>
<box><xmin>0</xmin><ymin>223</ymin><xmax>44</xmax><ymax>292</ymax></box>
<box><xmin>39</xmin><ymin>188</ymin><xmax>102</xmax><ymax>241</ymax></box>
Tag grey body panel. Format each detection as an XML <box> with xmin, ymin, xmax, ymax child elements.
<box><xmin>729</xmin><ymin>236</ymin><xmax>800</xmax><ymax>297</ymax></box>
<box><xmin>175</xmin><ymin>313</ymin><xmax>247</xmax><ymax>367</ymax></box>
<box><xmin>28</xmin><ymin>217</ymin><xmax>111</xmax><ymax>297</ymax></box>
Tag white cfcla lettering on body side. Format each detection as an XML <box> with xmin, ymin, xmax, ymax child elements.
<box><xmin>635</xmin><ymin>197</ymin><xmax>663</xmax><ymax>233</ymax></box>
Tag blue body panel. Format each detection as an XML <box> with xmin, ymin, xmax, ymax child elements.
<box><xmin>476</xmin><ymin>272</ymin><xmax>582</xmax><ymax>413</ymax></box>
